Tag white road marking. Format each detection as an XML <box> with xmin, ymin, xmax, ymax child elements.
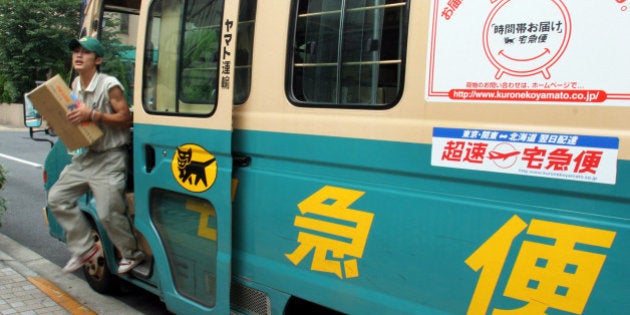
<box><xmin>0</xmin><ymin>153</ymin><xmax>42</xmax><ymax>168</ymax></box>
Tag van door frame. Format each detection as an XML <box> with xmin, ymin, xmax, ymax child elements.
<box><xmin>131</xmin><ymin>0</ymin><xmax>239</xmax><ymax>313</ymax></box>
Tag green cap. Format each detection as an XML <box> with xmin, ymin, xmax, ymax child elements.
<box><xmin>69</xmin><ymin>36</ymin><xmax>105</xmax><ymax>57</ymax></box>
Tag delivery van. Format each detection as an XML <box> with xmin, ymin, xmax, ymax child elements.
<box><xmin>26</xmin><ymin>0</ymin><xmax>629</xmax><ymax>314</ymax></box>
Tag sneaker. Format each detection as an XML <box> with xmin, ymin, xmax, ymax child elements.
<box><xmin>62</xmin><ymin>244</ymin><xmax>102</xmax><ymax>273</ymax></box>
<box><xmin>118</xmin><ymin>257</ymin><xmax>143</xmax><ymax>274</ymax></box>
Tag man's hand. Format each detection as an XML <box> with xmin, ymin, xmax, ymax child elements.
<box><xmin>66</xmin><ymin>106</ymin><xmax>91</xmax><ymax>125</ymax></box>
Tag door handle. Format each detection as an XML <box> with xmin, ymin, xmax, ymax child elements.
<box><xmin>233</xmin><ymin>155</ymin><xmax>251</xmax><ymax>168</ymax></box>
<box><xmin>145</xmin><ymin>144</ymin><xmax>156</xmax><ymax>173</ymax></box>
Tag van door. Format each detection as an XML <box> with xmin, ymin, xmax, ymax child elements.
<box><xmin>79</xmin><ymin>0</ymin><xmax>103</xmax><ymax>37</ymax></box>
<box><xmin>132</xmin><ymin>0</ymin><xmax>238</xmax><ymax>313</ymax></box>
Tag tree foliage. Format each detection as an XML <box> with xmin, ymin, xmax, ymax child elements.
<box><xmin>0</xmin><ymin>0</ymin><xmax>82</xmax><ymax>103</ymax></box>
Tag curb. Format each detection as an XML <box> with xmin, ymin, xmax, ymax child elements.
<box><xmin>0</xmin><ymin>233</ymin><xmax>143</xmax><ymax>314</ymax></box>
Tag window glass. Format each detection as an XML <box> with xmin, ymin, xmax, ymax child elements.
<box><xmin>180</xmin><ymin>1</ymin><xmax>222</xmax><ymax>105</ymax></box>
<box><xmin>101</xmin><ymin>11</ymin><xmax>138</xmax><ymax>105</ymax></box>
<box><xmin>143</xmin><ymin>0</ymin><xmax>223</xmax><ymax>114</ymax></box>
<box><xmin>151</xmin><ymin>189</ymin><xmax>218</xmax><ymax>307</ymax></box>
<box><xmin>290</xmin><ymin>0</ymin><xmax>407</xmax><ymax>107</ymax></box>
<box><xmin>143</xmin><ymin>0</ymin><xmax>256</xmax><ymax>114</ymax></box>
<box><xmin>234</xmin><ymin>0</ymin><xmax>257</xmax><ymax>104</ymax></box>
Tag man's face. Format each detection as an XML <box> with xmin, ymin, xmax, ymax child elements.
<box><xmin>72</xmin><ymin>47</ymin><xmax>102</xmax><ymax>71</ymax></box>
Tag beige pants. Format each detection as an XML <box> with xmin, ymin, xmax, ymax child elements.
<box><xmin>48</xmin><ymin>148</ymin><xmax>143</xmax><ymax>260</ymax></box>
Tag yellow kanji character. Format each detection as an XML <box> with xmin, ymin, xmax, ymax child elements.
<box><xmin>466</xmin><ymin>215</ymin><xmax>616</xmax><ymax>315</ymax></box>
<box><xmin>285</xmin><ymin>186</ymin><xmax>374</xmax><ymax>279</ymax></box>
<box><xmin>185</xmin><ymin>199</ymin><xmax>217</xmax><ymax>241</ymax></box>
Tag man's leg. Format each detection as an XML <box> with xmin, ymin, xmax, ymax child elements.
<box><xmin>48</xmin><ymin>163</ymin><xmax>93</xmax><ymax>257</ymax></box>
<box><xmin>90</xmin><ymin>151</ymin><xmax>143</xmax><ymax>260</ymax></box>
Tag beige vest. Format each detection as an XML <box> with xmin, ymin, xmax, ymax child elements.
<box><xmin>71</xmin><ymin>73</ymin><xmax>130</xmax><ymax>152</ymax></box>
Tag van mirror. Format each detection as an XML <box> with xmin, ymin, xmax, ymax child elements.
<box><xmin>23</xmin><ymin>93</ymin><xmax>42</xmax><ymax>128</ymax></box>
<box><xmin>23</xmin><ymin>89</ymin><xmax>54</xmax><ymax>147</ymax></box>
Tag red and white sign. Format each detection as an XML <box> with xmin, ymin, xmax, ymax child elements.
<box><xmin>426</xmin><ymin>0</ymin><xmax>630</xmax><ymax>105</ymax></box>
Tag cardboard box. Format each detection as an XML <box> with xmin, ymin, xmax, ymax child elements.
<box><xmin>27</xmin><ymin>74</ymin><xmax>102</xmax><ymax>151</ymax></box>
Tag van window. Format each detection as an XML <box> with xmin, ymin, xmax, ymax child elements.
<box><xmin>151</xmin><ymin>189</ymin><xmax>218</xmax><ymax>307</ymax></box>
<box><xmin>143</xmin><ymin>0</ymin><xmax>223</xmax><ymax>114</ymax></box>
<box><xmin>234</xmin><ymin>0</ymin><xmax>257</xmax><ymax>104</ymax></box>
<box><xmin>288</xmin><ymin>0</ymin><xmax>407</xmax><ymax>108</ymax></box>
<box><xmin>101</xmin><ymin>11</ymin><xmax>138</xmax><ymax>105</ymax></box>
<box><xmin>142</xmin><ymin>0</ymin><xmax>256</xmax><ymax>114</ymax></box>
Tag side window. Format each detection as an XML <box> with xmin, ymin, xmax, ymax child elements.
<box><xmin>101</xmin><ymin>11</ymin><xmax>138</xmax><ymax>105</ymax></box>
<box><xmin>289</xmin><ymin>0</ymin><xmax>408</xmax><ymax>108</ymax></box>
<box><xmin>143</xmin><ymin>0</ymin><xmax>224</xmax><ymax>115</ymax></box>
<box><xmin>151</xmin><ymin>190</ymin><xmax>218</xmax><ymax>307</ymax></box>
<box><xmin>234</xmin><ymin>0</ymin><xmax>257</xmax><ymax>104</ymax></box>
<box><xmin>180</xmin><ymin>2</ymin><xmax>222</xmax><ymax>105</ymax></box>
<box><xmin>142</xmin><ymin>0</ymin><xmax>256</xmax><ymax>114</ymax></box>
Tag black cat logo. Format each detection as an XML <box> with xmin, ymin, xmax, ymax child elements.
<box><xmin>172</xmin><ymin>144</ymin><xmax>218</xmax><ymax>192</ymax></box>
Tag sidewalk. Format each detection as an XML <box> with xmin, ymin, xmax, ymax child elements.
<box><xmin>0</xmin><ymin>257</ymin><xmax>69</xmax><ymax>314</ymax></box>
<box><xmin>0</xmin><ymin>233</ymin><xmax>143</xmax><ymax>315</ymax></box>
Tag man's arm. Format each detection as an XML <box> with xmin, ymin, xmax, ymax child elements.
<box><xmin>67</xmin><ymin>86</ymin><xmax>132</xmax><ymax>128</ymax></box>
<box><xmin>96</xmin><ymin>86</ymin><xmax>132</xmax><ymax>128</ymax></box>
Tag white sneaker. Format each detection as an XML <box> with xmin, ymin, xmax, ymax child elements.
<box><xmin>62</xmin><ymin>244</ymin><xmax>102</xmax><ymax>273</ymax></box>
<box><xmin>118</xmin><ymin>257</ymin><xmax>142</xmax><ymax>274</ymax></box>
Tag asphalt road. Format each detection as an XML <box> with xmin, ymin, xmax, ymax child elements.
<box><xmin>0</xmin><ymin>126</ymin><xmax>171</xmax><ymax>314</ymax></box>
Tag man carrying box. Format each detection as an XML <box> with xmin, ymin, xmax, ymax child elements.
<box><xmin>47</xmin><ymin>36</ymin><xmax>145</xmax><ymax>274</ymax></box>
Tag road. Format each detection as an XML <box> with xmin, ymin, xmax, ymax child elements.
<box><xmin>0</xmin><ymin>126</ymin><xmax>171</xmax><ymax>314</ymax></box>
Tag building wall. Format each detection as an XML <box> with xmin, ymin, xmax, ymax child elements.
<box><xmin>0</xmin><ymin>103</ymin><xmax>25</xmax><ymax>128</ymax></box>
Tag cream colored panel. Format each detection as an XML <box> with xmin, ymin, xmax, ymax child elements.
<box><xmin>234</xmin><ymin>1</ymin><xmax>630</xmax><ymax>159</ymax></box>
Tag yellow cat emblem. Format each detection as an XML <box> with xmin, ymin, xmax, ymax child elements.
<box><xmin>171</xmin><ymin>144</ymin><xmax>217</xmax><ymax>192</ymax></box>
